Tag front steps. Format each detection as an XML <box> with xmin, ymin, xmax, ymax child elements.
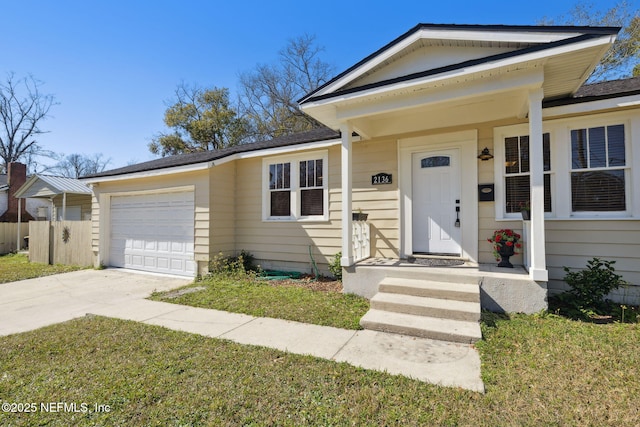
<box><xmin>360</xmin><ymin>276</ymin><xmax>482</xmax><ymax>344</ymax></box>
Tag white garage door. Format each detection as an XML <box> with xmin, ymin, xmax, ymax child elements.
<box><xmin>109</xmin><ymin>191</ymin><xmax>196</xmax><ymax>276</ymax></box>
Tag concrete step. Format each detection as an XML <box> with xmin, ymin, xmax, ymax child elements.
<box><xmin>378</xmin><ymin>277</ymin><xmax>480</xmax><ymax>303</ymax></box>
<box><xmin>371</xmin><ymin>292</ymin><xmax>480</xmax><ymax>322</ymax></box>
<box><xmin>360</xmin><ymin>309</ymin><xmax>482</xmax><ymax>344</ymax></box>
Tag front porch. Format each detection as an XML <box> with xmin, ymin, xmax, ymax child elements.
<box><xmin>344</xmin><ymin>257</ymin><xmax>548</xmax><ymax>315</ymax></box>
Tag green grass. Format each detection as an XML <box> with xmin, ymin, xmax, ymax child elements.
<box><xmin>0</xmin><ymin>253</ymin><xmax>84</xmax><ymax>284</ymax></box>
<box><xmin>0</xmin><ymin>315</ymin><xmax>638</xmax><ymax>426</ymax></box>
<box><xmin>150</xmin><ymin>274</ymin><xmax>370</xmax><ymax>330</ymax></box>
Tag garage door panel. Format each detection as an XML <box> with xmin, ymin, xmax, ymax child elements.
<box><xmin>110</xmin><ymin>191</ymin><xmax>195</xmax><ymax>277</ymax></box>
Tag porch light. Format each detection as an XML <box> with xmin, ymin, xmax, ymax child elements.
<box><xmin>477</xmin><ymin>147</ymin><xmax>494</xmax><ymax>161</ymax></box>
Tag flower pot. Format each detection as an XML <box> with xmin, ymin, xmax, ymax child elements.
<box><xmin>521</xmin><ymin>209</ymin><xmax>530</xmax><ymax>220</ymax></box>
<box><xmin>352</xmin><ymin>212</ymin><xmax>368</xmax><ymax>221</ymax></box>
<box><xmin>497</xmin><ymin>244</ymin><xmax>515</xmax><ymax>268</ymax></box>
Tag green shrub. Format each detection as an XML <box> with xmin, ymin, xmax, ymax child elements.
<box><xmin>328</xmin><ymin>252</ymin><xmax>342</xmax><ymax>281</ymax></box>
<box><xmin>562</xmin><ymin>257</ymin><xmax>628</xmax><ymax>312</ymax></box>
<box><xmin>207</xmin><ymin>250</ymin><xmax>259</xmax><ymax>279</ymax></box>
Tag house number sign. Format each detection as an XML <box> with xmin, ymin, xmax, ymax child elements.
<box><xmin>372</xmin><ymin>173</ymin><xmax>392</xmax><ymax>185</ymax></box>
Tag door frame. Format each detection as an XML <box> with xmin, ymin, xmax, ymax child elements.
<box><xmin>398</xmin><ymin>129</ymin><xmax>478</xmax><ymax>262</ymax></box>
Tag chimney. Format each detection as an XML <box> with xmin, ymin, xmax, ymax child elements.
<box><xmin>0</xmin><ymin>162</ymin><xmax>34</xmax><ymax>222</ymax></box>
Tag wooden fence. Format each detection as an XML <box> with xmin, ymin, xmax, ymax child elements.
<box><xmin>29</xmin><ymin>221</ymin><xmax>93</xmax><ymax>266</ymax></box>
<box><xmin>0</xmin><ymin>223</ymin><xmax>29</xmax><ymax>255</ymax></box>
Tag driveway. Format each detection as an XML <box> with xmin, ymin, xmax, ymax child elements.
<box><xmin>0</xmin><ymin>269</ymin><xmax>191</xmax><ymax>336</ymax></box>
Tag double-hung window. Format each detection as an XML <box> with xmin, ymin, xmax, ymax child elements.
<box><xmin>264</xmin><ymin>151</ymin><xmax>328</xmax><ymax>220</ymax></box>
<box><xmin>503</xmin><ymin>133</ymin><xmax>552</xmax><ymax>215</ymax></box>
<box><xmin>570</xmin><ymin>124</ymin><xmax>627</xmax><ymax>212</ymax></box>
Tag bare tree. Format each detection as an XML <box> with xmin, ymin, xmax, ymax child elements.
<box><xmin>238</xmin><ymin>34</ymin><xmax>335</xmax><ymax>141</ymax></box>
<box><xmin>52</xmin><ymin>153</ymin><xmax>111</xmax><ymax>178</ymax></box>
<box><xmin>0</xmin><ymin>73</ymin><xmax>57</xmax><ymax>172</ymax></box>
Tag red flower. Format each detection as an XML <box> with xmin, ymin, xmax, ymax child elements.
<box><xmin>506</xmin><ymin>241</ymin><xmax>513</xmax><ymax>246</ymax></box>
<box><xmin>505</xmin><ymin>230</ymin><xmax>513</xmax><ymax>236</ymax></box>
<box><xmin>515</xmin><ymin>243</ymin><xmax>522</xmax><ymax>248</ymax></box>
<box><xmin>495</xmin><ymin>234</ymin><xmax>502</xmax><ymax>242</ymax></box>
<box><xmin>515</xmin><ymin>233</ymin><xmax>521</xmax><ymax>239</ymax></box>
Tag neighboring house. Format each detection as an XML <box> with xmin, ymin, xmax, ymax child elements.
<box><xmin>14</xmin><ymin>175</ymin><xmax>93</xmax><ymax>221</ymax></box>
<box><xmin>0</xmin><ymin>163</ymin><xmax>51</xmax><ymax>222</ymax></box>
<box><xmin>85</xmin><ymin>24</ymin><xmax>640</xmax><ymax>309</ymax></box>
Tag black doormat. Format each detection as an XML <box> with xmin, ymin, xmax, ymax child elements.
<box><xmin>407</xmin><ymin>257</ymin><xmax>465</xmax><ymax>267</ymax></box>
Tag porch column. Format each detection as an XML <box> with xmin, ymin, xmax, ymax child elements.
<box><xmin>340</xmin><ymin>122</ymin><xmax>354</xmax><ymax>267</ymax></box>
<box><xmin>528</xmin><ymin>88</ymin><xmax>548</xmax><ymax>281</ymax></box>
<box><xmin>17</xmin><ymin>198</ymin><xmax>22</xmax><ymax>250</ymax></box>
<box><xmin>62</xmin><ymin>192</ymin><xmax>67</xmax><ymax>221</ymax></box>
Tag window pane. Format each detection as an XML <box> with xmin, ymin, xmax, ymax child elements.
<box><xmin>299</xmin><ymin>161</ymin><xmax>307</xmax><ymax>188</ymax></box>
<box><xmin>505</xmin><ymin>175</ymin><xmax>529</xmax><ymax>213</ymax></box>
<box><xmin>301</xmin><ymin>189</ymin><xmax>323</xmax><ymax>216</ymax></box>
<box><xmin>421</xmin><ymin>156</ymin><xmax>450</xmax><ymax>168</ymax></box>
<box><xmin>571</xmin><ymin>129</ymin><xmax>588</xmax><ymax>169</ymax></box>
<box><xmin>276</xmin><ymin>163</ymin><xmax>283</xmax><ymax>189</ymax></box>
<box><xmin>519</xmin><ymin>136</ymin><xmax>529</xmax><ymax>173</ymax></box>
<box><xmin>589</xmin><ymin>127</ymin><xmax>606</xmax><ymax>168</ymax></box>
<box><xmin>269</xmin><ymin>164</ymin><xmax>276</xmax><ymax>190</ymax></box>
<box><xmin>571</xmin><ymin>170</ymin><xmax>626</xmax><ymax>211</ymax></box>
<box><xmin>543</xmin><ymin>133</ymin><xmax>551</xmax><ymax>172</ymax></box>
<box><xmin>544</xmin><ymin>173</ymin><xmax>552</xmax><ymax>213</ymax></box>
<box><xmin>608</xmin><ymin>124</ymin><xmax>625</xmax><ymax>166</ymax></box>
<box><xmin>283</xmin><ymin>162</ymin><xmax>290</xmax><ymax>189</ymax></box>
<box><xmin>308</xmin><ymin>160</ymin><xmax>315</xmax><ymax>187</ymax></box>
<box><xmin>505</xmin><ymin>137</ymin><xmax>519</xmax><ymax>174</ymax></box>
<box><xmin>316</xmin><ymin>159</ymin><xmax>323</xmax><ymax>186</ymax></box>
<box><xmin>270</xmin><ymin>191</ymin><xmax>291</xmax><ymax>216</ymax></box>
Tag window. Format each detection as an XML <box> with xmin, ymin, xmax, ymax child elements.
<box><xmin>503</xmin><ymin>133</ymin><xmax>552</xmax><ymax>214</ymax></box>
<box><xmin>570</xmin><ymin>124</ymin><xmax>626</xmax><ymax>212</ymax></box>
<box><xmin>264</xmin><ymin>151</ymin><xmax>328</xmax><ymax>220</ymax></box>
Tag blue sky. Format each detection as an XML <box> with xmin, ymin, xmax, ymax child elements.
<box><xmin>2</xmin><ymin>0</ymin><xmax>633</xmax><ymax>170</ymax></box>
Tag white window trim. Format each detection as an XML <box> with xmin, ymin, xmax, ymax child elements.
<box><xmin>261</xmin><ymin>150</ymin><xmax>329</xmax><ymax>222</ymax></box>
<box><xmin>494</xmin><ymin>111</ymin><xmax>638</xmax><ymax>220</ymax></box>
<box><xmin>566</xmin><ymin>121</ymin><xmax>631</xmax><ymax>218</ymax></box>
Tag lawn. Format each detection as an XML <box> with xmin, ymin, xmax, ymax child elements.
<box><xmin>0</xmin><ymin>314</ymin><xmax>638</xmax><ymax>426</ymax></box>
<box><xmin>0</xmin><ymin>253</ymin><xmax>84</xmax><ymax>284</ymax></box>
<box><xmin>150</xmin><ymin>273</ymin><xmax>370</xmax><ymax>330</ymax></box>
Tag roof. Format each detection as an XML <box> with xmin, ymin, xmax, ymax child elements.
<box><xmin>544</xmin><ymin>76</ymin><xmax>640</xmax><ymax>107</ymax></box>
<box><xmin>299</xmin><ymin>23</ymin><xmax>620</xmax><ymax>104</ymax></box>
<box><xmin>86</xmin><ymin>126</ymin><xmax>340</xmax><ymax>179</ymax></box>
<box><xmin>14</xmin><ymin>174</ymin><xmax>92</xmax><ymax>199</ymax></box>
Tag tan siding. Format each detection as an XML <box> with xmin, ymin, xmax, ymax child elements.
<box><xmin>210</xmin><ymin>161</ymin><xmax>236</xmax><ymax>257</ymax></box>
<box><xmin>545</xmin><ymin>220</ymin><xmax>640</xmax><ymax>294</ymax></box>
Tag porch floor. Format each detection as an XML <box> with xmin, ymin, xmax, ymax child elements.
<box><xmin>356</xmin><ymin>257</ymin><xmax>529</xmax><ymax>279</ymax></box>
<box><xmin>345</xmin><ymin>258</ymin><xmax>547</xmax><ymax>314</ymax></box>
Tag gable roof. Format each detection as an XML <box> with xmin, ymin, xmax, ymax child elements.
<box><xmin>300</xmin><ymin>23</ymin><xmax>620</xmax><ymax>105</ymax></box>
<box><xmin>86</xmin><ymin>126</ymin><xmax>340</xmax><ymax>179</ymax></box>
<box><xmin>14</xmin><ymin>175</ymin><xmax>92</xmax><ymax>199</ymax></box>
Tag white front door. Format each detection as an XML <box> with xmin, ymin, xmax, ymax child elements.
<box><xmin>412</xmin><ymin>149</ymin><xmax>461</xmax><ymax>255</ymax></box>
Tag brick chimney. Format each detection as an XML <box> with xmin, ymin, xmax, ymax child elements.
<box><xmin>0</xmin><ymin>162</ymin><xmax>35</xmax><ymax>222</ymax></box>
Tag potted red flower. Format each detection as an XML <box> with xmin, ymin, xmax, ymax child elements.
<box><xmin>487</xmin><ymin>229</ymin><xmax>522</xmax><ymax>268</ymax></box>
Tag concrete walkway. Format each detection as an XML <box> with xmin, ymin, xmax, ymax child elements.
<box><xmin>0</xmin><ymin>269</ymin><xmax>484</xmax><ymax>392</ymax></box>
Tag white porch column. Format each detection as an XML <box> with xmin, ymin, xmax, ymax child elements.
<box><xmin>62</xmin><ymin>192</ymin><xmax>67</xmax><ymax>221</ymax></box>
<box><xmin>528</xmin><ymin>88</ymin><xmax>548</xmax><ymax>281</ymax></box>
<box><xmin>17</xmin><ymin>198</ymin><xmax>22</xmax><ymax>250</ymax></box>
<box><xmin>340</xmin><ymin>122</ymin><xmax>354</xmax><ymax>267</ymax></box>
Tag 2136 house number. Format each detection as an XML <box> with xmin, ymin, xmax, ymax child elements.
<box><xmin>372</xmin><ymin>173</ymin><xmax>392</xmax><ymax>185</ymax></box>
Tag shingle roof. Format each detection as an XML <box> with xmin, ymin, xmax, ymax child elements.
<box><xmin>86</xmin><ymin>126</ymin><xmax>340</xmax><ymax>179</ymax></box>
<box><xmin>544</xmin><ymin>76</ymin><xmax>640</xmax><ymax>108</ymax></box>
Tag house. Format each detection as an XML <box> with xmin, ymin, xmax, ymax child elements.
<box><xmin>85</xmin><ymin>24</ymin><xmax>640</xmax><ymax>313</ymax></box>
<box><xmin>14</xmin><ymin>174</ymin><xmax>93</xmax><ymax>221</ymax></box>
<box><xmin>0</xmin><ymin>163</ymin><xmax>50</xmax><ymax>222</ymax></box>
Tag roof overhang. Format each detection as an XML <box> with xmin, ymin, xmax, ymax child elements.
<box><xmin>300</xmin><ymin>26</ymin><xmax>618</xmax><ymax>139</ymax></box>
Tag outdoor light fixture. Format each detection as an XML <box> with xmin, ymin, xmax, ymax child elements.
<box><xmin>477</xmin><ymin>147</ymin><xmax>494</xmax><ymax>161</ymax></box>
